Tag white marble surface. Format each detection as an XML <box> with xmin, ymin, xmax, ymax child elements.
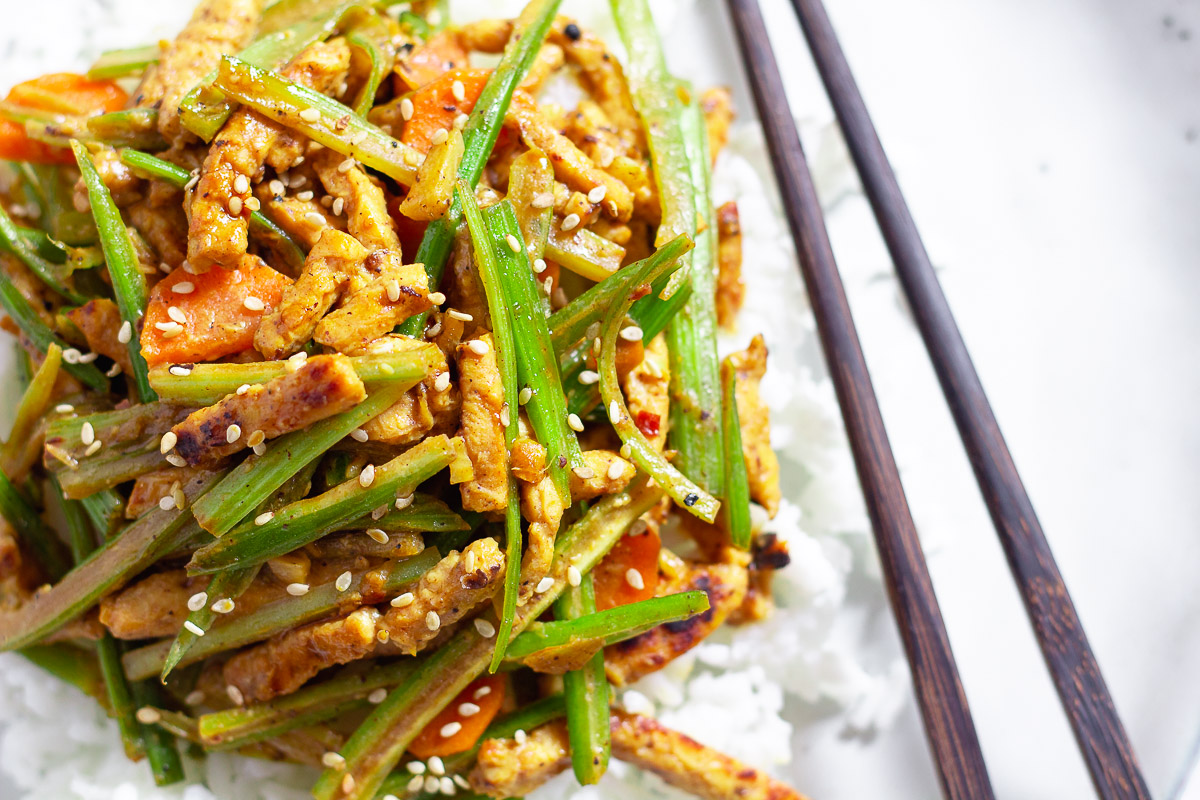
<box><xmin>1</xmin><ymin>0</ymin><xmax>1198</xmax><ymax>797</ymax></box>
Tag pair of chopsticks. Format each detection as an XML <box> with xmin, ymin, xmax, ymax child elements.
<box><xmin>722</xmin><ymin>0</ymin><xmax>1151</xmax><ymax>798</ymax></box>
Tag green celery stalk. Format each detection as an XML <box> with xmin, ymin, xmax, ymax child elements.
<box><xmin>0</xmin><ymin>270</ymin><xmax>106</xmax><ymax>390</ymax></box>
<box><xmin>88</xmin><ymin>44</ymin><xmax>160</xmax><ymax>80</ymax></box>
<box><xmin>720</xmin><ymin>359</ymin><xmax>753</xmax><ymax>550</ymax></box>
<box><xmin>160</xmin><ymin>564</ymin><xmax>260</xmax><ymax>681</ymax></box>
<box><xmin>0</xmin><ymin>341</ymin><xmax>60</xmax><ymax>479</ymax></box>
<box><xmin>84</xmin><ymin>109</ymin><xmax>165</xmax><ymax>149</ymax></box>
<box><xmin>345</xmin><ymin>11</ymin><xmax>394</xmax><ymax>116</ymax></box>
<box><xmin>130</xmin><ymin>680</ymin><xmax>185</xmax><ymax>784</ymax></box>
<box><xmin>0</xmin><ymin>202</ymin><xmax>83</xmax><ymax>302</ymax></box>
<box><xmin>555</xmin><ymin>574</ymin><xmax>610</xmax><ymax>784</ymax></box>
<box><xmin>0</xmin><ymin>470</ymin><xmax>70</xmax><ymax>580</ymax></box>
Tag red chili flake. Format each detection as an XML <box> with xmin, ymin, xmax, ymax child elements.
<box><xmin>635</xmin><ymin>411</ymin><xmax>660</xmax><ymax>438</ymax></box>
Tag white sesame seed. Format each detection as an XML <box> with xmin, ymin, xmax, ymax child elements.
<box><xmin>406</xmin><ymin>776</ymin><xmax>424</xmax><ymax>793</ymax></box>
<box><xmin>587</xmin><ymin>185</ymin><xmax>607</xmax><ymax>204</ymax></box>
<box><xmin>243</xmin><ymin>296</ymin><xmax>265</xmax><ymax>312</ymax></box>
<box><xmin>499</xmin><ymin>404</ymin><xmax>511</xmax><ymax>428</ymax></box>
<box><xmin>171</xmin><ymin>281</ymin><xmax>195</xmax><ymax>294</ymax></box>
<box><xmin>252</xmin><ymin>443</ymin><xmax>266</xmax><ymax>456</ymax></box>
<box><xmin>80</xmin><ymin>422</ymin><xmax>95</xmax><ymax>446</ymax></box>
<box><xmin>158</xmin><ymin>322</ymin><xmax>184</xmax><ymax>338</ymax></box>
<box><xmin>292</xmin><ymin>190</ymin><xmax>312</xmax><ymax>202</ymax></box>
<box><xmin>246</xmin><ymin>430</ymin><xmax>265</xmax><ymax>448</ymax></box>
<box><xmin>395</xmin><ymin>494</ymin><xmax>414</xmax><ymax>510</ymax></box>
<box><xmin>136</xmin><ymin>706</ymin><xmax>161</xmax><ymax>724</ymax></box>
<box><xmin>55</xmin><ymin>403</ymin><xmax>74</xmax><ymax>413</ymax></box>
<box><xmin>428</xmin><ymin>756</ymin><xmax>445</xmax><ymax>776</ymax></box>
<box><xmin>447</xmin><ymin>308</ymin><xmax>472</xmax><ymax>321</ymax></box>
<box><xmin>320</xmin><ymin>194</ymin><xmax>334</xmax><ymax>207</ymax></box>
<box><xmin>543</xmin><ymin>276</ymin><xmax>554</xmax><ymax>296</ymax></box>
<box><xmin>423</xmin><ymin>776</ymin><xmax>439</xmax><ymax>793</ymax></box>
<box><xmin>338</xmin><ymin>157</ymin><xmax>356</xmax><ymax>173</ymax></box>
<box><xmin>84</xmin><ymin>439</ymin><xmax>102</xmax><ymax>456</ymax></box>
<box><xmin>400</xmin><ymin>97</ymin><xmax>414</xmax><ymax>120</ymax></box>
<box><xmin>368</xmin><ymin>687</ymin><xmax>388</xmax><ymax>704</ymax></box>
<box><xmin>473</xmin><ymin>685</ymin><xmax>492</xmax><ymax>700</ymax></box>
<box><xmin>226</xmin><ymin>685</ymin><xmax>244</xmax><ymax>705</ymax></box>
<box><xmin>567</xmin><ymin>413</ymin><xmax>584</xmax><ymax>432</ymax></box>
<box><xmin>454</xmin><ymin>775</ymin><xmax>470</xmax><ymax>790</ymax></box>
<box><xmin>225</xmin><ymin>424</ymin><xmax>242</xmax><ymax>443</ymax></box>
<box><xmin>332</xmin><ymin>197</ymin><xmax>345</xmax><ymax>216</ymax></box>
<box><xmin>371</xmin><ymin>504</ymin><xmax>388</xmax><ymax>520</ymax></box>
<box><xmin>620</xmin><ymin>325</ymin><xmax>644</xmax><ymax>342</ymax></box>
<box><xmin>350</xmin><ymin>428</ymin><xmax>369</xmax><ymax>442</ymax></box>
<box><xmin>386</xmin><ymin>279</ymin><xmax>401</xmax><ymax>302</ymax></box>
<box><xmin>304</xmin><ymin>211</ymin><xmax>327</xmax><ymax>226</ymax></box>
<box><xmin>579</xmin><ymin>370</ymin><xmax>600</xmax><ymax>385</ymax></box>
<box><xmin>440</xmin><ymin>721</ymin><xmax>462</xmax><ymax>738</ymax></box>
<box><xmin>184</xmin><ymin>620</ymin><xmax>205</xmax><ymax>636</ymax></box>
<box><xmin>433</xmin><ymin>372</ymin><xmax>451</xmax><ymax>392</ymax></box>
<box><xmin>505</xmin><ymin>233</ymin><xmax>522</xmax><ymax>253</ymax></box>
<box><xmin>531</xmin><ymin>192</ymin><xmax>554</xmax><ymax>209</ymax></box>
<box><xmin>236</xmin><ymin>383</ymin><xmax>251</xmax><ymax>395</ymax></box>
<box><xmin>535</xmin><ymin>576</ymin><xmax>555</xmax><ymax>594</ymax></box>
<box><xmin>428</xmin><ymin>291</ymin><xmax>446</xmax><ymax>305</ymax></box>
<box><xmin>77</xmin><ymin>352</ymin><xmax>99</xmax><ymax>364</ymax></box>
<box><xmin>625</xmin><ymin>567</ymin><xmax>645</xmax><ymax>590</ymax></box>
<box><xmin>458</xmin><ymin>702</ymin><xmax>480</xmax><ymax>717</ymax></box>
<box><xmin>286</xmin><ymin>582</ymin><xmax>309</xmax><ymax>596</ymax></box>
<box><xmin>425</xmin><ymin>610</ymin><xmax>441</xmax><ymax>631</ymax></box>
<box><xmin>453</xmin><ymin>113</ymin><xmax>469</xmax><ymax>130</ymax></box>
<box><xmin>187</xmin><ymin>591</ymin><xmax>208</xmax><ymax>612</ymax></box>
<box><xmin>299</xmin><ymin>107</ymin><xmax>321</xmax><ymax>123</ymax></box>
<box><xmin>245</xmin><ymin>196</ymin><xmax>261</xmax><ymax>212</ymax></box>
<box><xmin>63</xmin><ymin>347</ymin><xmax>81</xmax><ymax>364</ymax></box>
<box><xmin>561</xmin><ymin>213</ymin><xmax>581</xmax><ymax>231</ymax></box>
<box><xmin>210</xmin><ymin>598</ymin><xmax>234</xmax><ymax>614</ymax></box>
<box><xmin>233</xmin><ymin>174</ymin><xmax>250</xmax><ymax>194</ymax></box>
<box><xmin>322</xmin><ymin>751</ymin><xmax>346</xmax><ymax>769</ymax></box>
<box><xmin>519</xmin><ymin>386</ymin><xmax>533</xmax><ymax>404</ymax></box>
<box><xmin>608</xmin><ymin>459</ymin><xmax>627</xmax><ymax>481</ymax></box>
<box><xmin>358</xmin><ymin>464</ymin><xmax>375</xmax><ymax>487</ymax></box>
<box><xmin>366</xmin><ymin>527</ymin><xmax>389</xmax><ymax>544</ymax></box>
<box><xmin>106</xmin><ymin>363</ymin><xmax>123</xmax><ymax>378</ymax></box>
<box><xmin>608</xmin><ymin>400</ymin><xmax>622</xmax><ymax>424</ymax></box>
<box><xmin>228</xmin><ymin>196</ymin><xmax>243</xmax><ymax>216</ymax></box>
<box><xmin>532</xmin><ymin>257</ymin><xmax>547</xmax><ymax>274</ymax></box>
<box><xmin>335</xmin><ymin>571</ymin><xmax>352</xmax><ymax>592</ymax></box>
<box><xmin>407</xmin><ymin>760</ymin><xmax>426</xmax><ymax>775</ymax></box>
<box><xmin>169</xmin><ymin>365</ymin><xmax>193</xmax><ymax>379</ymax></box>
<box><xmin>269</xmin><ymin>179</ymin><xmax>286</xmax><ymax>196</ymax></box>
<box><xmin>572</xmin><ymin>465</ymin><xmax>594</xmax><ymax>480</ymax></box>
<box><xmin>514</xmin><ymin>729</ymin><xmax>527</xmax><ymax>745</ymax></box>
<box><xmin>464</xmin><ymin>549</ymin><xmax>477</xmax><ymax>573</ymax></box>
<box><xmin>288</xmin><ymin>350</ymin><xmax>308</xmax><ymax>364</ymax></box>
<box><xmin>568</xmin><ymin>565</ymin><xmax>582</xmax><ymax>586</ymax></box>
<box><xmin>350</xmin><ymin>130</ymin><xmax>368</xmax><ymax>146</ymax></box>
<box><xmin>255</xmin><ymin>511</ymin><xmax>275</xmax><ymax>526</ymax></box>
<box><xmin>342</xmin><ymin>774</ymin><xmax>356</xmax><ymax>794</ymax></box>
<box><xmin>451</xmin><ymin>80</ymin><xmax>466</xmax><ymax>102</ymax></box>
<box><xmin>467</xmin><ymin>339</ymin><xmax>489</xmax><ymax>355</ymax></box>
<box><xmin>391</xmin><ymin>591</ymin><xmax>414</xmax><ymax>608</ymax></box>
<box><xmin>430</xmin><ymin>128</ymin><xmax>449</xmax><ymax>146</ymax></box>
<box><xmin>473</xmin><ymin>618</ymin><xmax>496</xmax><ymax>638</ymax></box>
<box><xmin>185</xmin><ymin>690</ymin><xmax>205</xmax><ymax>706</ymax></box>
<box><xmin>166</xmin><ymin>454</ymin><xmax>187</xmax><ymax>467</ymax></box>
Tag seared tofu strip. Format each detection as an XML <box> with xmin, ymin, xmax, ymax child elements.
<box><xmin>360</xmin><ymin>336</ymin><xmax>458</xmax><ymax>445</ymax></box>
<box><xmin>506</xmin><ymin>90</ymin><xmax>633</xmax><ymax>222</ymax></box>
<box><xmin>99</xmin><ymin>570</ymin><xmax>211</xmax><ymax>639</ymax></box>
<box><xmin>135</xmin><ymin>0</ymin><xmax>266</xmax><ymax>143</ymax></box>
<box><xmin>470</xmin><ymin>720</ymin><xmax>572</xmax><ymax>798</ymax></box>
<box><xmin>715</xmin><ymin>201</ymin><xmax>744</xmax><ymax>330</ymax></box>
<box><xmin>255</xmin><ymin>229</ymin><xmax>369</xmax><ymax>359</ymax></box>
<box><xmin>125</xmin><ymin>464</ymin><xmax>222</xmax><ymax>519</ymax></box>
<box><xmin>457</xmin><ymin>18</ymin><xmax>513</xmax><ymax>53</ymax></box>
<box><xmin>127</xmin><ymin>200</ymin><xmax>189</xmax><ymax>270</ymax></box>
<box><xmin>519</xmin><ymin>43</ymin><xmax>565</xmax><ymax>95</ymax></box>
<box><xmin>378</xmin><ymin>537</ymin><xmax>505</xmax><ymax>653</ymax></box>
<box><xmin>66</xmin><ymin>298</ymin><xmax>134</xmax><ymax>376</ymax></box>
<box><xmin>700</xmin><ymin>86</ymin><xmax>735</xmax><ymax>164</ymax></box>
<box><xmin>727</xmin><ymin>335</ymin><xmax>780</xmax><ymax>517</ymax></box>
<box><xmin>621</xmin><ymin>333</ymin><xmax>670</xmax><ymax>451</ymax></box>
<box><xmin>187</xmin><ymin>39</ymin><xmax>351</xmax><ymax>271</ymax></box>
<box><xmin>455</xmin><ymin>333</ymin><xmax>509</xmax><ymax>513</ymax></box>
<box><xmin>252</xmin><ymin>184</ymin><xmax>345</xmax><ymax>250</ymax></box>
<box><xmin>569</xmin><ymin>449</ymin><xmax>636</xmax><ymax>498</ymax></box>
<box><xmin>610</xmin><ymin>710</ymin><xmax>807</xmax><ymax>800</ymax></box>
<box><xmin>444</xmin><ymin>229</ymin><xmax>491</xmax><ymax>332</ymax></box>
<box><xmin>224</xmin><ymin>606</ymin><xmax>382</xmax><ymax>703</ymax></box>
<box><xmin>552</xmin><ymin>24</ymin><xmax>645</xmax><ymax>156</ymax></box>
<box><xmin>170</xmin><ymin>354</ymin><xmax>366</xmax><ymax>466</ymax></box>
<box><xmin>72</xmin><ymin>148</ymin><xmax>144</xmax><ymax>209</ymax></box>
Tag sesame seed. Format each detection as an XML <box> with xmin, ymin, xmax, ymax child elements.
<box><xmin>568</xmin><ymin>565</ymin><xmax>582</xmax><ymax>586</ymax></box>
<box><xmin>320</xmin><ymin>194</ymin><xmax>334</xmax><ymax>207</ymax></box>
<box><xmin>55</xmin><ymin>403</ymin><xmax>74</xmax><ymax>413</ymax></box>
<box><xmin>245</xmin><ymin>196</ymin><xmax>260</xmax><ymax>212</ymax></box>
<box><xmin>228</xmin><ymin>196</ymin><xmax>243</xmax><ymax>216</ymax></box>
<box><xmin>532</xmin><ymin>258</ymin><xmax>547</xmax><ymax>274</ymax></box>
<box><xmin>338</xmin><ymin>157</ymin><xmax>356</xmax><ymax>173</ymax></box>
<box><xmin>286</xmin><ymin>582</ymin><xmax>309</xmax><ymax>596</ymax></box>
<box><xmin>136</xmin><ymin>707</ymin><xmax>161</xmax><ymax>725</ymax></box>
<box><xmin>620</xmin><ymin>325</ymin><xmax>644</xmax><ymax>341</ymax></box>
<box><xmin>299</xmin><ymin>107</ymin><xmax>321</xmax><ymax>123</ymax></box>
<box><xmin>77</xmin><ymin>352</ymin><xmax>99</xmax><ymax>364</ymax></box>
<box><xmin>572</xmin><ymin>465</ymin><xmax>594</xmax><ymax>480</ymax></box>
<box><xmin>458</xmin><ymin>702</ymin><xmax>480</xmax><ymax>717</ymax></box>
<box><xmin>499</xmin><ymin>405</ymin><xmax>510</xmax><ymax>427</ymax></box>
<box><xmin>428</xmin><ymin>756</ymin><xmax>445</xmax><ymax>776</ymax></box>
<box><xmin>423</xmin><ymin>777</ymin><xmax>439</xmax><ymax>793</ymax></box>
<box><xmin>464</xmin><ymin>549</ymin><xmax>476</xmax><ymax>572</ymax></box>
<box><xmin>451</xmin><ymin>80</ymin><xmax>466</xmax><ymax>102</ymax></box>
<box><xmin>535</xmin><ymin>576</ymin><xmax>554</xmax><ymax>594</ymax></box>
<box><xmin>350</xmin><ymin>428</ymin><xmax>369</xmax><ymax>442</ymax></box>
<box><xmin>514</xmin><ymin>729</ymin><xmax>527</xmax><ymax>745</ymax></box>
<box><xmin>367</xmin><ymin>528</ymin><xmax>389</xmax><ymax>544</ymax></box>
<box><xmin>185</xmin><ymin>690</ymin><xmax>205</xmax><ymax>706</ymax></box>
<box><xmin>304</xmin><ymin>211</ymin><xmax>327</xmax><ymax>226</ymax></box>
<box><xmin>620</xmin><ymin>442</ymin><xmax>633</xmax><ymax>459</ymax></box>
<box><xmin>406</xmin><ymin>776</ymin><xmax>424</xmax><ymax>793</ymax></box>
<box><xmin>341</xmin><ymin>774</ymin><xmax>355</xmax><ymax>794</ymax></box>
<box><xmin>359</xmin><ymin>464</ymin><xmax>375</xmax><ymax>487</ymax></box>
<box><xmin>289</xmin><ymin>350</ymin><xmax>308</xmax><ymax>364</ymax></box>
<box><xmin>84</xmin><ymin>439</ymin><xmax>102</xmax><ymax>456</ymax></box>
<box><xmin>433</xmin><ymin>372</ymin><xmax>451</xmax><ymax>392</ymax></box>
<box><xmin>252</xmin><ymin>443</ymin><xmax>266</xmax><ymax>456</ymax></box>
<box><xmin>400</xmin><ymin>98</ymin><xmax>414</xmax><ymax>120</ymax></box>
<box><xmin>293</xmin><ymin>190</ymin><xmax>313</xmax><ymax>202</ymax></box>
<box><xmin>158</xmin><ymin>322</ymin><xmax>185</xmax><ymax>338</ymax></box>
<box><xmin>386</xmin><ymin>279</ymin><xmax>401</xmax><ymax>302</ymax></box>
<box><xmin>428</xmin><ymin>291</ymin><xmax>446</xmax><ymax>304</ymax></box>
<box><xmin>349</xmin><ymin>130</ymin><xmax>368</xmax><ymax>146</ymax></box>
<box><xmin>233</xmin><ymin>174</ymin><xmax>250</xmax><ymax>194</ymax></box>
<box><xmin>371</xmin><ymin>505</ymin><xmax>388</xmax><ymax>520</ymax></box>
<box><xmin>391</xmin><ymin>591</ymin><xmax>414</xmax><ymax>608</ymax></box>
<box><xmin>453</xmin><ymin>113</ymin><xmax>469</xmax><ymax>130</ymax></box>
<box><xmin>567</xmin><ymin>413</ymin><xmax>584</xmax><ymax>432</ymax></box>
<box><xmin>243</xmin><ymin>296</ymin><xmax>265</xmax><ymax>311</ymax></box>
<box><xmin>166</xmin><ymin>454</ymin><xmax>187</xmax><ymax>467</ymax></box>
<box><xmin>335</xmin><ymin>571</ymin><xmax>352</xmax><ymax>592</ymax></box>
<box><xmin>518</xmin><ymin>386</ymin><xmax>532</xmax><ymax>404</ymax></box>
<box><xmin>608</xmin><ymin>460</ymin><xmax>626</xmax><ymax>480</ymax></box>
<box><xmin>246</xmin><ymin>430</ymin><xmax>265</xmax><ymax>447</ymax></box>
<box><xmin>625</xmin><ymin>567</ymin><xmax>645</xmax><ymax>590</ymax></box>
<box><xmin>531</xmin><ymin>192</ymin><xmax>554</xmax><ymax>209</ymax></box>
<box><xmin>473</xmin><ymin>685</ymin><xmax>492</xmax><ymax>700</ymax></box>
<box><xmin>561</xmin><ymin>213</ymin><xmax>581</xmax><ymax>231</ymax></box>
<box><xmin>187</xmin><ymin>592</ymin><xmax>208</xmax><ymax>612</ymax></box>
<box><xmin>236</xmin><ymin>383</ymin><xmax>251</xmax><ymax>395</ymax></box>
<box><xmin>425</xmin><ymin>610</ymin><xmax>441</xmax><ymax>631</ymax></box>
<box><xmin>543</xmin><ymin>276</ymin><xmax>554</xmax><ymax>296</ymax></box>
<box><xmin>269</xmin><ymin>179</ymin><xmax>285</xmax><ymax>196</ymax></box>
<box><xmin>80</xmin><ymin>422</ymin><xmax>95</xmax><ymax>446</ymax></box>
<box><xmin>447</xmin><ymin>308</ymin><xmax>472</xmax><ymax>321</ymax></box>
<box><xmin>368</xmin><ymin>687</ymin><xmax>388</xmax><ymax>704</ymax></box>
<box><xmin>226</xmin><ymin>685</ymin><xmax>244</xmax><ymax>706</ymax></box>
<box><xmin>505</xmin><ymin>233</ymin><xmax>522</xmax><ymax>253</ymax></box>
<box><xmin>172</xmin><ymin>281</ymin><xmax>195</xmax><ymax>294</ymax></box>
<box><xmin>407</xmin><ymin>761</ymin><xmax>426</xmax><ymax>774</ymax></box>
<box><xmin>62</xmin><ymin>347</ymin><xmax>81</xmax><ymax>364</ymax></box>
<box><xmin>395</xmin><ymin>494</ymin><xmax>414</xmax><ymax>510</ymax></box>
<box><xmin>579</xmin><ymin>370</ymin><xmax>600</xmax><ymax>385</ymax></box>
<box><xmin>430</xmin><ymin>128</ymin><xmax>449</xmax><ymax>146</ymax></box>
<box><xmin>322</xmin><ymin>751</ymin><xmax>346</xmax><ymax>769</ymax></box>
<box><xmin>608</xmin><ymin>400</ymin><xmax>622</xmax><ymax>424</ymax></box>
<box><xmin>212</xmin><ymin>598</ymin><xmax>235</xmax><ymax>614</ymax></box>
<box><xmin>184</xmin><ymin>620</ymin><xmax>205</xmax><ymax>636</ymax></box>
<box><xmin>332</xmin><ymin>197</ymin><xmax>345</xmax><ymax>216</ymax></box>
<box><xmin>454</xmin><ymin>775</ymin><xmax>470</xmax><ymax>790</ymax></box>
<box><xmin>225</xmin><ymin>424</ymin><xmax>242</xmax><ymax>443</ymax></box>
<box><xmin>588</xmin><ymin>185</ymin><xmax>607</xmax><ymax>203</ymax></box>
<box><xmin>440</xmin><ymin>721</ymin><xmax>462</xmax><ymax>738</ymax></box>
<box><xmin>467</xmin><ymin>339</ymin><xmax>489</xmax><ymax>356</ymax></box>
<box><xmin>255</xmin><ymin>511</ymin><xmax>275</xmax><ymax>526</ymax></box>
<box><xmin>473</xmin><ymin>618</ymin><xmax>495</xmax><ymax>638</ymax></box>
<box><xmin>168</xmin><ymin>364</ymin><xmax>190</xmax><ymax>377</ymax></box>
<box><xmin>106</xmin><ymin>363</ymin><xmax>123</xmax><ymax>378</ymax></box>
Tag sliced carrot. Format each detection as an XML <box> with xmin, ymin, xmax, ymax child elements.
<box><xmin>395</xmin><ymin>30</ymin><xmax>472</xmax><ymax>91</ymax></box>
<box><xmin>407</xmin><ymin>674</ymin><xmax>506</xmax><ymax>759</ymax></box>
<box><xmin>593</xmin><ymin>524</ymin><xmax>661</xmax><ymax>612</ymax></box>
<box><xmin>140</xmin><ymin>257</ymin><xmax>291</xmax><ymax>366</ymax></box>
<box><xmin>0</xmin><ymin>73</ymin><xmax>128</xmax><ymax>164</ymax></box>
<box><xmin>400</xmin><ymin>68</ymin><xmax>491</xmax><ymax>154</ymax></box>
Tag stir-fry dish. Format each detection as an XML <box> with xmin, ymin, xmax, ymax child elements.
<box><xmin>0</xmin><ymin>0</ymin><xmax>796</xmax><ymax>797</ymax></box>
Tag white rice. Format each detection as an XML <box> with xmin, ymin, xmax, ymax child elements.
<box><xmin>0</xmin><ymin>2</ymin><xmax>909</xmax><ymax>798</ymax></box>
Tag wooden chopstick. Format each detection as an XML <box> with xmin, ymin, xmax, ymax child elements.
<box><xmin>785</xmin><ymin>1</ymin><xmax>1151</xmax><ymax>797</ymax></box>
<box><xmin>722</xmin><ymin>1</ymin><xmax>994</xmax><ymax>797</ymax></box>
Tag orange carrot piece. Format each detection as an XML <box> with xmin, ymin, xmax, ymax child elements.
<box><xmin>407</xmin><ymin>674</ymin><xmax>506</xmax><ymax>759</ymax></box>
<box><xmin>593</xmin><ymin>524</ymin><xmax>661</xmax><ymax>612</ymax></box>
<box><xmin>400</xmin><ymin>68</ymin><xmax>491</xmax><ymax>154</ymax></box>
<box><xmin>395</xmin><ymin>30</ymin><xmax>472</xmax><ymax>91</ymax></box>
<box><xmin>0</xmin><ymin>73</ymin><xmax>128</xmax><ymax>164</ymax></box>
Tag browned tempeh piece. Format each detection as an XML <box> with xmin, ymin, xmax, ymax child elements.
<box><xmin>135</xmin><ymin>0</ymin><xmax>266</xmax><ymax>143</ymax></box>
<box><xmin>622</xmin><ymin>333</ymin><xmax>670</xmax><ymax>451</ymax></box>
<box><xmin>715</xmin><ymin>201</ymin><xmax>744</xmax><ymax>330</ymax></box>
<box><xmin>125</xmin><ymin>464</ymin><xmax>222</xmax><ymax>520</ymax></box>
<box><xmin>127</xmin><ymin>200</ymin><xmax>189</xmax><ymax>270</ymax></box>
<box><xmin>727</xmin><ymin>335</ymin><xmax>780</xmax><ymax>517</ymax></box>
<box><xmin>99</xmin><ymin>570</ymin><xmax>210</xmax><ymax>639</ymax></box>
<box><xmin>359</xmin><ymin>336</ymin><xmax>458</xmax><ymax>445</ymax></box>
<box><xmin>252</xmin><ymin>184</ymin><xmax>346</xmax><ymax>249</ymax></box>
<box><xmin>701</xmin><ymin>86</ymin><xmax>735</xmax><ymax>165</ymax></box>
<box><xmin>610</xmin><ymin>710</ymin><xmax>807</xmax><ymax>800</ymax></box>
<box><xmin>455</xmin><ymin>333</ymin><xmax>508</xmax><ymax>513</ymax></box>
<box><xmin>66</xmin><ymin>298</ymin><xmax>133</xmax><ymax>376</ymax></box>
<box><xmin>187</xmin><ymin>39</ymin><xmax>350</xmax><ymax>270</ymax></box>
<box><xmin>170</xmin><ymin>354</ymin><xmax>365</xmax><ymax>466</ymax></box>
